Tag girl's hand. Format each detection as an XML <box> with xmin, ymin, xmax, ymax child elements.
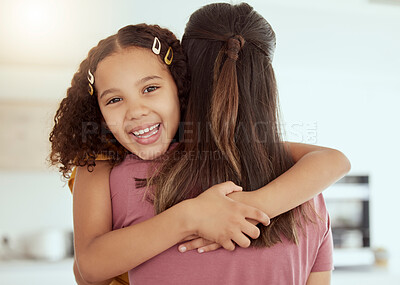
<box><xmin>183</xmin><ymin>181</ymin><xmax>270</xmax><ymax>251</ymax></box>
<box><xmin>227</xmin><ymin>191</ymin><xmax>263</xmax><ymax>224</ymax></box>
<box><xmin>178</xmin><ymin>236</ymin><xmax>221</xmax><ymax>253</ymax></box>
<box><xmin>178</xmin><ymin>198</ymin><xmax>262</xmax><ymax>254</ymax></box>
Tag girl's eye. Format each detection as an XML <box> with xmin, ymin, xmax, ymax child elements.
<box><xmin>144</xmin><ymin>86</ymin><xmax>158</xmax><ymax>93</ymax></box>
<box><xmin>106</xmin><ymin>98</ymin><xmax>122</xmax><ymax>105</ymax></box>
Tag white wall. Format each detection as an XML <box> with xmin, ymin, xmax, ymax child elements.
<box><xmin>268</xmin><ymin>1</ymin><xmax>400</xmax><ymax>255</ymax></box>
<box><xmin>0</xmin><ymin>0</ymin><xmax>399</xmax><ymax>261</ymax></box>
<box><xmin>0</xmin><ymin>171</ymin><xmax>72</xmax><ymax>236</ymax></box>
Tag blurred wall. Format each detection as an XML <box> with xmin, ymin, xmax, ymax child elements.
<box><xmin>0</xmin><ymin>0</ymin><xmax>399</xmax><ymax>258</ymax></box>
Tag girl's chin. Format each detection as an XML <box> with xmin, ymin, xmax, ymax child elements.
<box><xmin>134</xmin><ymin>145</ymin><xmax>169</xmax><ymax>161</ymax></box>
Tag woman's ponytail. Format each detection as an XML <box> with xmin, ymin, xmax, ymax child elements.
<box><xmin>210</xmin><ymin>35</ymin><xmax>245</xmax><ymax>179</ymax></box>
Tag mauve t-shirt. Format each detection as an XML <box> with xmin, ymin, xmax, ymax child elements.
<box><xmin>110</xmin><ymin>154</ymin><xmax>333</xmax><ymax>285</ymax></box>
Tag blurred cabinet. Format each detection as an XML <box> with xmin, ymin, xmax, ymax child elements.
<box><xmin>325</xmin><ymin>175</ymin><xmax>372</xmax><ymax>267</ymax></box>
<box><xmin>0</xmin><ymin>100</ymin><xmax>57</xmax><ymax>170</ymax></box>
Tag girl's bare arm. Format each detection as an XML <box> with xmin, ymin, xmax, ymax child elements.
<box><xmin>73</xmin><ymin>162</ymin><xmax>268</xmax><ymax>283</ymax></box>
<box><xmin>73</xmin><ymin>258</ymin><xmax>112</xmax><ymax>285</ymax></box>
<box><xmin>235</xmin><ymin>142</ymin><xmax>351</xmax><ymax>218</ymax></box>
<box><xmin>73</xmin><ymin>162</ymin><xmax>191</xmax><ymax>282</ymax></box>
<box><xmin>179</xmin><ymin>143</ymin><xmax>350</xmax><ymax>252</ymax></box>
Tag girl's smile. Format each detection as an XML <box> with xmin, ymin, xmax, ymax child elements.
<box><xmin>129</xmin><ymin>123</ymin><xmax>161</xmax><ymax>145</ymax></box>
<box><xmin>95</xmin><ymin>47</ymin><xmax>180</xmax><ymax>160</ymax></box>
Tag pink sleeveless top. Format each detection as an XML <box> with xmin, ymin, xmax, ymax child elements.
<box><xmin>110</xmin><ymin>154</ymin><xmax>333</xmax><ymax>285</ymax></box>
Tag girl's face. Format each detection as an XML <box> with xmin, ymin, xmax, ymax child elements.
<box><xmin>95</xmin><ymin>47</ymin><xmax>180</xmax><ymax>160</ymax></box>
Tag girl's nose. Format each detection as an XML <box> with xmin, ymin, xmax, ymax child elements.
<box><xmin>125</xmin><ymin>99</ymin><xmax>150</xmax><ymax>120</ymax></box>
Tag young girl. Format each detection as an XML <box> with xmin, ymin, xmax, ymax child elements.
<box><xmin>50</xmin><ymin>10</ymin><xmax>349</xmax><ymax>285</ymax></box>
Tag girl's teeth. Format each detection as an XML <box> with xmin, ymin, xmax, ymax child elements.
<box><xmin>139</xmin><ymin>129</ymin><xmax>159</xmax><ymax>139</ymax></box>
<box><xmin>133</xmin><ymin>123</ymin><xmax>160</xmax><ymax>137</ymax></box>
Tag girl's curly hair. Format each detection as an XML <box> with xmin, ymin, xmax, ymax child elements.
<box><xmin>49</xmin><ymin>24</ymin><xmax>189</xmax><ymax>178</ymax></box>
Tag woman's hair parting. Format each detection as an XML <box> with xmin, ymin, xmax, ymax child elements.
<box><xmin>152</xmin><ymin>2</ymin><xmax>313</xmax><ymax>248</ymax></box>
<box><xmin>49</xmin><ymin>24</ymin><xmax>189</xmax><ymax>178</ymax></box>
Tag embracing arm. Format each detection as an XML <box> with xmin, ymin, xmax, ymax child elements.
<box><xmin>73</xmin><ymin>162</ymin><xmax>268</xmax><ymax>283</ymax></box>
<box><xmin>231</xmin><ymin>142</ymin><xmax>351</xmax><ymax>218</ymax></box>
<box><xmin>179</xmin><ymin>143</ymin><xmax>350</xmax><ymax>252</ymax></box>
<box><xmin>73</xmin><ymin>162</ymin><xmax>194</xmax><ymax>282</ymax></box>
<box><xmin>73</xmin><ymin>258</ymin><xmax>112</xmax><ymax>285</ymax></box>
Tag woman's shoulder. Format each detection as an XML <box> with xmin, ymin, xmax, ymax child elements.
<box><xmin>312</xmin><ymin>193</ymin><xmax>329</xmax><ymax>217</ymax></box>
<box><xmin>303</xmin><ymin>194</ymin><xmax>331</xmax><ymax>238</ymax></box>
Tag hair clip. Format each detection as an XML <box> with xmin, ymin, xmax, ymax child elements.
<box><xmin>87</xmin><ymin>69</ymin><xmax>95</xmax><ymax>96</ymax></box>
<box><xmin>88</xmin><ymin>83</ymin><xmax>94</xmax><ymax>96</ymax></box>
<box><xmin>152</xmin><ymin>37</ymin><xmax>161</xmax><ymax>55</ymax></box>
<box><xmin>164</xmin><ymin>47</ymin><xmax>173</xmax><ymax>65</ymax></box>
<box><xmin>87</xmin><ymin>69</ymin><xmax>95</xmax><ymax>85</ymax></box>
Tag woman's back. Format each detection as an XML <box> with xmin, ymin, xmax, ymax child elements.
<box><xmin>110</xmin><ymin>156</ymin><xmax>333</xmax><ymax>285</ymax></box>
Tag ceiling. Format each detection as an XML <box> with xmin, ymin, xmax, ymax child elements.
<box><xmin>0</xmin><ymin>0</ymin><xmax>398</xmax><ymax>68</ymax></box>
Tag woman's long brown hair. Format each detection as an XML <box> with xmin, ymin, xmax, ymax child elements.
<box><xmin>151</xmin><ymin>2</ymin><xmax>311</xmax><ymax>247</ymax></box>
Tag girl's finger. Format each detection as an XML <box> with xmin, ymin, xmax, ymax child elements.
<box><xmin>179</xmin><ymin>234</ymin><xmax>199</xmax><ymax>242</ymax></box>
<box><xmin>242</xmin><ymin>206</ymin><xmax>270</xmax><ymax>226</ymax></box>
<box><xmin>178</xmin><ymin>237</ymin><xmax>213</xmax><ymax>253</ymax></box>
<box><xmin>220</xmin><ymin>239</ymin><xmax>236</xmax><ymax>251</ymax></box>
<box><xmin>197</xmin><ymin>243</ymin><xmax>221</xmax><ymax>253</ymax></box>
<box><xmin>231</xmin><ymin>231</ymin><xmax>251</xmax><ymax>249</ymax></box>
<box><xmin>216</xmin><ymin>181</ymin><xmax>243</xmax><ymax>196</ymax></box>
<box><xmin>241</xmin><ymin>221</ymin><xmax>260</xmax><ymax>240</ymax></box>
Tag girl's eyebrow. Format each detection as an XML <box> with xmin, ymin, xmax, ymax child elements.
<box><xmin>136</xmin><ymin>75</ymin><xmax>162</xmax><ymax>86</ymax></box>
<box><xmin>99</xmin><ymin>76</ymin><xmax>162</xmax><ymax>99</ymax></box>
<box><xmin>99</xmin><ymin>88</ymin><xmax>120</xmax><ymax>100</ymax></box>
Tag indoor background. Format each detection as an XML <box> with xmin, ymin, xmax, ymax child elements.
<box><xmin>0</xmin><ymin>0</ymin><xmax>399</xmax><ymax>283</ymax></box>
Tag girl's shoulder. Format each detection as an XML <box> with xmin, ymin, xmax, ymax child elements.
<box><xmin>110</xmin><ymin>142</ymin><xmax>179</xmax><ymax>181</ymax></box>
<box><xmin>111</xmin><ymin>154</ymin><xmax>151</xmax><ymax>176</ymax></box>
<box><xmin>109</xmin><ymin>154</ymin><xmax>152</xmax><ymax>200</ymax></box>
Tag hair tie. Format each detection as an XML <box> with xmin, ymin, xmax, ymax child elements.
<box><xmin>226</xmin><ymin>35</ymin><xmax>245</xmax><ymax>61</ymax></box>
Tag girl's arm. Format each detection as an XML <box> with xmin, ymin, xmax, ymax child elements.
<box><xmin>73</xmin><ymin>162</ymin><xmax>268</xmax><ymax>283</ymax></box>
<box><xmin>306</xmin><ymin>271</ymin><xmax>331</xmax><ymax>285</ymax></box>
<box><xmin>179</xmin><ymin>143</ymin><xmax>350</xmax><ymax>252</ymax></box>
<box><xmin>73</xmin><ymin>258</ymin><xmax>112</xmax><ymax>285</ymax></box>
<box><xmin>235</xmin><ymin>142</ymin><xmax>351</xmax><ymax>218</ymax></box>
